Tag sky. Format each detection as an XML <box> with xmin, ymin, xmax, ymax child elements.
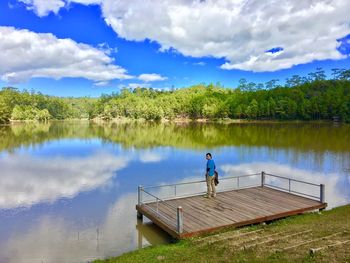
<box><xmin>0</xmin><ymin>0</ymin><xmax>350</xmax><ymax>97</ymax></box>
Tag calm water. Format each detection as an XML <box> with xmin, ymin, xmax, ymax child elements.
<box><xmin>0</xmin><ymin>121</ymin><xmax>349</xmax><ymax>263</ymax></box>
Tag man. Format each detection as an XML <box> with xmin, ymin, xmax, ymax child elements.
<box><xmin>204</xmin><ymin>152</ymin><xmax>216</xmax><ymax>198</ymax></box>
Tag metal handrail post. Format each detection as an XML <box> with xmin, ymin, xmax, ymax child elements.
<box><xmin>289</xmin><ymin>179</ymin><xmax>291</xmax><ymax>192</ymax></box>
<box><xmin>177</xmin><ymin>206</ymin><xmax>183</xmax><ymax>234</ymax></box>
<box><xmin>261</xmin><ymin>171</ymin><xmax>265</xmax><ymax>187</ymax></box>
<box><xmin>138</xmin><ymin>185</ymin><xmax>143</xmax><ymax>205</ymax></box>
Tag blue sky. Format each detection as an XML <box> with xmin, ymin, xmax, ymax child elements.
<box><xmin>0</xmin><ymin>0</ymin><xmax>350</xmax><ymax>97</ymax></box>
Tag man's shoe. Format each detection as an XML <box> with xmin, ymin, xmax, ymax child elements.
<box><xmin>203</xmin><ymin>194</ymin><xmax>211</xmax><ymax>198</ymax></box>
<box><xmin>212</xmin><ymin>194</ymin><xmax>216</xmax><ymax>198</ymax></box>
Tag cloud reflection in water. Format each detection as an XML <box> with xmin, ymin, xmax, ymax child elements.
<box><xmin>0</xmin><ymin>193</ymin><xmax>169</xmax><ymax>263</ymax></box>
<box><xmin>0</xmin><ymin>152</ymin><xmax>129</xmax><ymax>209</ymax></box>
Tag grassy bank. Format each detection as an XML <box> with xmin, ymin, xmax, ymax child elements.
<box><xmin>95</xmin><ymin>204</ymin><xmax>350</xmax><ymax>263</ymax></box>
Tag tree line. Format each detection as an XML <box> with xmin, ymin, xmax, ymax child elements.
<box><xmin>0</xmin><ymin>68</ymin><xmax>349</xmax><ymax>124</ymax></box>
<box><xmin>0</xmin><ymin>89</ymin><xmax>96</xmax><ymax>123</ymax></box>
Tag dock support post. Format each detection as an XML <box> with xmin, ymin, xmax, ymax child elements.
<box><xmin>137</xmin><ymin>211</ymin><xmax>143</xmax><ymax>220</ymax></box>
<box><xmin>261</xmin><ymin>171</ymin><xmax>265</xmax><ymax>187</ymax></box>
<box><xmin>177</xmin><ymin>206</ymin><xmax>183</xmax><ymax>234</ymax></box>
<box><xmin>137</xmin><ymin>219</ymin><xmax>143</xmax><ymax>249</ymax></box>
<box><xmin>137</xmin><ymin>185</ymin><xmax>143</xmax><ymax>220</ymax></box>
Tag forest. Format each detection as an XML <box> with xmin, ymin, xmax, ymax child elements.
<box><xmin>0</xmin><ymin>68</ymin><xmax>349</xmax><ymax>124</ymax></box>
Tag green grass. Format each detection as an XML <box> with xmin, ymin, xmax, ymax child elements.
<box><xmin>94</xmin><ymin>205</ymin><xmax>350</xmax><ymax>263</ymax></box>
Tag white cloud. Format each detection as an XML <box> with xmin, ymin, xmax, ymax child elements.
<box><xmin>15</xmin><ymin>0</ymin><xmax>350</xmax><ymax>71</ymax></box>
<box><xmin>17</xmin><ymin>0</ymin><xmax>100</xmax><ymax>17</ymax></box>
<box><xmin>96</xmin><ymin>42</ymin><xmax>117</xmax><ymax>55</ymax></box>
<box><xmin>68</xmin><ymin>0</ymin><xmax>101</xmax><ymax>5</ymax></box>
<box><xmin>138</xmin><ymin>73</ymin><xmax>167</xmax><ymax>82</ymax></box>
<box><xmin>119</xmin><ymin>83</ymin><xmax>151</xmax><ymax>90</ymax></box>
<box><xmin>193</xmin><ymin>62</ymin><xmax>206</xmax><ymax>66</ymax></box>
<box><xmin>100</xmin><ymin>0</ymin><xmax>350</xmax><ymax>72</ymax></box>
<box><xmin>0</xmin><ymin>26</ymin><xmax>131</xmax><ymax>84</ymax></box>
<box><xmin>18</xmin><ymin>0</ymin><xmax>65</xmax><ymax>16</ymax></box>
<box><xmin>94</xmin><ymin>81</ymin><xmax>109</xmax><ymax>87</ymax></box>
<box><xmin>0</xmin><ymin>152</ymin><xmax>129</xmax><ymax>209</ymax></box>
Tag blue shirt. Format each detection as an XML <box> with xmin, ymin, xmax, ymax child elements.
<box><xmin>207</xmin><ymin>159</ymin><xmax>216</xmax><ymax>176</ymax></box>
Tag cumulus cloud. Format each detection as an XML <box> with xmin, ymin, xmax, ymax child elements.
<box><xmin>138</xmin><ymin>73</ymin><xmax>168</xmax><ymax>82</ymax></box>
<box><xmin>18</xmin><ymin>0</ymin><xmax>65</xmax><ymax>16</ymax></box>
<box><xmin>17</xmin><ymin>0</ymin><xmax>100</xmax><ymax>17</ymax></box>
<box><xmin>19</xmin><ymin>0</ymin><xmax>350</xmax><ymax>71</ymax></box>
<box><xmin>100</xmin><ymin>0</ymin><xmax>350</xmax><ymax>72</ymax></box>
<box><xmin>0</xmin><ymin>152</ymin><xmax>129</xmax><ymax>209</ymax></box>
<box><xmin>0</xmin><ymin>26</ymin><xmax>131</xmax><ymax>84</ymax></box>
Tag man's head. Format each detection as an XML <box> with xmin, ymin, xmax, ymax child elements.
<box><xmin>206</xmin><ymin>153</ymin><xmax>212</xmax><ymax>160</ymax></box>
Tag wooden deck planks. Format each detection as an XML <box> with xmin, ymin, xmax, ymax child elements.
<box><xmin>171</xmin><ymin>196</ymin><xmax>235</xmax><ymax>230</ymax></box>
<box><xmin>238</xmin><ymin>191</ymin><xmax>297</xmax><ymax>215</ymax></box>
<box><xmin>224</xmin><ymin>190</ymin><xmax>280</xmax><ymax>215</ymax></box>
<box><xmin>241</xmin><ymin>188</ymin><xmax>307</xmax><ymax>211</ymax></box>
<box><xmin>183</xmin><ymin>197</ymin><xmax>236</xmax><ymax>224</ymax></box>
<box><xmin>253</xmin><ymin>188</ymin><xmax>319</xmax><ymax>211</ymax></box>
<box><xmin>136</xmin><ymin>186</ymin><xmax>327</xmax><ymax>238</ymax></box>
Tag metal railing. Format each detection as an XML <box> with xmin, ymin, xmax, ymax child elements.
<box><xmin>137</xmin><ymin>171</ymin><xmax>325</xmax><ymax>234</ymax></box>
<box><xmin>138</xmin><ymin>186</ymin><xmax>180</xmax><ymax>231</ymax></box>
<box><xmin>263</xmin><ymin>172</ymin><xmax>325</xmax><ymax>202</ymax></box>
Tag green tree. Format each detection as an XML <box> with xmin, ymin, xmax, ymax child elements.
<box><xmin>0</xmin><ymin>97</ymin><xmax>11</xmax><ymax>123</ymax></box>
<box><xmin>246</xmin><ymin>99</ymin><xmax>259</xmax><ymax>119</ymax></box>
<box><xmin>36</xmin><ymin>109</ymin><xmax>51</xmax><ymax>121</ymax></box>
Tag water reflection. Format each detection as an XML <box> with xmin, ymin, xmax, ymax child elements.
<box><xmin>0</xmin><ymin>121</ymin><xmax>349</xmax><ymax>262</ymax></box>
<box><xmin>0</xmin><ymin>193</ymin><xmax>170</xmax><ymax>263</ymax></box>
<box><xmin>1</xmin><ymin>121</ymin><xmax>350</xmax><ymax>153</ymax></box>
<box><xmin>0</xmin><ymin>152</ymin><xmax>128</xmax><ymax>209</ymax></box>
<box><xmin>136</xmin><ymin>219</ymin><xmax>172</xmax><ymax>249</ymax></box>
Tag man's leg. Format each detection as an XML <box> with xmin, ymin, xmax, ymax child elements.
<box><xmin>210</xmin><ymin>176</ymin><xmax>216</xmax><ymax>197</ymax></box>
<box><xmin>206</xmin><ymin>174</ymin><xmax>212</xmax><ymax>197</ymax></box>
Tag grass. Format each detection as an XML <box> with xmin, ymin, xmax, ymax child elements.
<box><xmin>94</xmin><ymin>205</ymin><xmax>350</xmax><ymax>263</ymax></box>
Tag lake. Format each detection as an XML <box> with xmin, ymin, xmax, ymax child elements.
<box><xmin>0</xmin><ymin>121</ymin><xmax>349</xmax><ymax>263</ymax></box>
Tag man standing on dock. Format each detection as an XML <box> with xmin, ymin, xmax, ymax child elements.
<box><xmin>204</xmin><ymin>153</ymin><xmax>216</xmax><ymax>198</ymax></box>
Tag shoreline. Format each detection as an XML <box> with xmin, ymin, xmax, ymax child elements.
<box><xmin>6</xmin><ymin>117</ymin><xmax>339</xmax><ymax>125</ymax></box>
<box><xmin>93</xmin><ymin>117</ymin><xmax>341</xmax><ymax>124</ymax></box>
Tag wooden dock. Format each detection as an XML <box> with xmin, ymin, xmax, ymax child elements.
<box><xmin>136</xmin><ymin>172</ymin><xmax>327</xmax><ymax>239</ymax></box>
